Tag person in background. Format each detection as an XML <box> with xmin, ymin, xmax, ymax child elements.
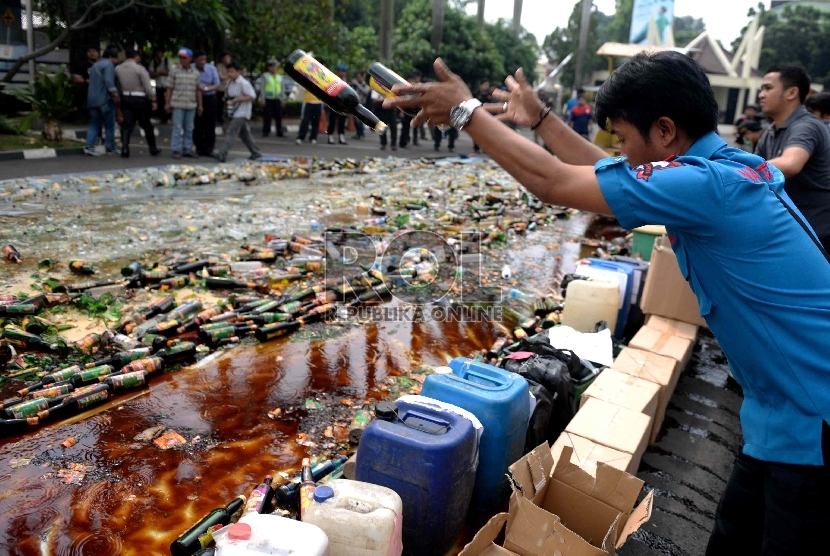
<box><xmin>567</xmin><ymin>95</ymin><xmax>593</xmax><ymax>140</ymax></box>
<box><xmin>216</xmin><ymin>52</ymin><xmax>231</xmax><ymax>124</ymax></box>
<box><xmin>805</xmin><ymin>92</ymin><xmax>830</xmax><ymax>132</ymax></box>
<box><xmin>193</xmin><ymin>49</ymin><xmax>220</xmax><ymax>157</ymax></box>
<box><xmin>84</xmin><ymin>48</ymin><xmax>120</xmax><ymax>156</ymax></box>
<box><xmin>115</xmin><ymin>48</ymin><xmax>160</xmax><ymax>158</ymax></box>
<box><xmin>73</xmin><ymin>46</ymin><xmax>99</xmax><ymax>111</ymax></box>
<box><xmin>736</xmin><ymin>119</ymin><xmax>763</xmax><ymax>152</ymax></box>
<box><xmin>259</xmin><ymin>59</ymin><xmax>283</xmax><ymax>137</ymax></box>
<box><xmin>564</xmin><ymin>89</ymin><xmax>580</xmax><ymax>118</ymax></box>
<box><xmin>756</xmin><ymin>65</ymin><xmax>830</xmax><ymax>250</ymax></box>
<box><xmin>372</xmin><ymin>88</ymin><xmax>397</xmax><ymax>151</ymax></box>
<box><xmin>399</xmin><ymin>71</ymin><xmax>423</xmax><ymax>148</ymax></box>
<box><xmin>214</xmin><ymin>62</ymin><xmax>262</xmax><ymax>163</ymax></box>
<box><xmin>472</xmin><ymin>78</ymin><xmax>492</xmax><ymax>152</ymax></box>
<box><xmin>351</xmin><ymin>70</ymin><xmax>371</xmax><ymax>140</ymax></box>
<box><xmin>148</xmin><ymin>48</ymin><xmax>170</xmax><ymax>124</ymax></box>
<box><xmin>326</xmin><ymin>64</ymin><xmax>349</xmax><ymax>144</ymax></box>
<box><xmin>165</xmin><ymin>47</ymin><xmax>203</xmax><ymax>159</ymax></box>
<box><xmin>433</xmin><ymin>125</ymin><xmax>458</xmax><ymax>153</ymax></box>
<box><xmin>734</xmin><ymin>104</ymin><xmax>760</xmax><ymax>144</ymax></box>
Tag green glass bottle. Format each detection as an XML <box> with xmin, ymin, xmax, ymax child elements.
<box><xmin>169</xmin><ymin>495</ymin><xmax>246</xmax><ymax>556</ymax></box>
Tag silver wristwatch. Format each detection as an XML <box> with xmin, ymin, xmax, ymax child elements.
<box><xmin>450</xmin><ymin>99</ymin><xmax>482</xmax><ymax>131</ymax></box>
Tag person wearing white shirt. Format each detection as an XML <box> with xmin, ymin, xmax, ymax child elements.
<box><xmin>214</xmin><ymin>63</ymin><xmax>263</xmax><ymax>162</ymax></box>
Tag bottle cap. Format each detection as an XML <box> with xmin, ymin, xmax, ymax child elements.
<box><xmin>374</xmin><ymin>401</ymin><xmax>397</xmax><ymax>421</ymax></box>
<box><xmin>227</xmin><ymin>522</ymin><xmax>252</xmax><ymax>541</ymax></box>
<box><xmin>314</xmin><ymin>485</ymin><xmax>335</xmax><ymax>503</ymax></box>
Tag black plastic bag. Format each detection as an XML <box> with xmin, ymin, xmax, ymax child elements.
<box><xmin>524</xmin><ymin>378</ymin><xmax>554</xmax><ymax>453</ymax></box>
<box><xmin>501</xmin><ymin>337</ymin><xmax>578</xmax><ymax>445</ymax></box>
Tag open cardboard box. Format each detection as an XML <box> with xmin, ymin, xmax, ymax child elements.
<box><xmin>639</xmin><ymin>235</ymin><xmax>708</xmax><ymax>328</ymax></box>
<box><xmin>610</xmin><ymin>347</ymin><xmax>679</xmax><ymax>444</ymax></box>
<box><xmin>492</xmin><ymin>443</ymin><xmax>653</xmax><ymax>556</ymax></box>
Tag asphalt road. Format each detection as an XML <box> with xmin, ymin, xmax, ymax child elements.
<box><xmin>0</xmin><ymin>123</ymin><xmax>486</xmax><ymax>180</ymax></box>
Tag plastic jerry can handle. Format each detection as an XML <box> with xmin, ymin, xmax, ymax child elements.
<box><xmin>400</xmin><ymin>410</ymin><xmax>451</xmax><ymax>435</ymax></box>
<box><xmin>458</xmin><ymin>368</ymin><xmax>508</xmax><ymax>389</ymax></box>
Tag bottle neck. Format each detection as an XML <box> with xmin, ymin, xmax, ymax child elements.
<box><xmin>355</xmin><ymin>104</ymin><xmax>386</xmax><ymax>132</ymax></box>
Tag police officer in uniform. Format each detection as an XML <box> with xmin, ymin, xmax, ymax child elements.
<box><xmin>115</xmin><ymin>48</ymin><xmax>160</xmax><ymax>157</ymax></box>
<box><xmin>260</xmin><ymin>59</ymin><xmax>283</xmax><ymax>137</ymax></box>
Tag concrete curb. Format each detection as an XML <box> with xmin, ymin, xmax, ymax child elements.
<box><xmin>0</xmin><ymin>146</ymin><xmax>86</xmax><ymax>161</ymax></box>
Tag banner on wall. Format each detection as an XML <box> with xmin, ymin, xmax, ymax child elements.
<box><xmin>629</xmin><ymin>0</ymin><xmax>676</xmax><ymax>46</ymax></box>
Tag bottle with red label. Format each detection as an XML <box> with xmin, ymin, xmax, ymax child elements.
<box><xmin>284</xmin><ymin>50</ymin><xmax>387</xmax><ymax>133</ymax></box>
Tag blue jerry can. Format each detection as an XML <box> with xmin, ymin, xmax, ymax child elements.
<box><xmin>422</xmin><ymin>357</ymin><xmax>530</xmax><ymax>512</ymax></box>
<box><xmin>355</xmin><ymin>396</ymin><xmax>480</xmax><ymax>556</ymax></box>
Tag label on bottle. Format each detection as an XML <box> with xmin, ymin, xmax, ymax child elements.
<box><xmin>50</xmin><ymin>366</ymin><xmax>81</xmax><ymax>382</ymax></box>
<box><xmin>77</xmin><ymin>389</ymin><xmax>109</xmax><ymax>409</ymax></box>
<box><xmin>293</xmin><ymin>54</ymin><xmax>346</xmax><ymax>97</ymax></box>
<box><xmin>369</xmin><ymin>76</ymin><xmax>396</xmax><ymax>99</ymax></box>
<box><xmin>79</xmin><ymin>365</ymin><xmax>113</xmax><ymax>382</ymax></box>
<box><xmin>108</xmin><ymin>371</ymin><xmax>147</xmax><ymax>391</ymax></box>
<box><xmin>199</xmin><ymin>524</ymin><xmax>223</xmax><ymax>548</ymax></box>
<box><xmin>31</xmin><ymin>384</ymin><xmax>72</xmax><ymax>399</ymax></box>
<box><xmin>243</xmin><ymin>487</ymin><xmax>266</xmax><ymax>515</ymax></box>
<box><xmin>9</xmin><ymin>398</ymin><xmax>49</xmax><ymax>418</ymax></box>
<box><xmin>123</xmin><ymin>357</ymin><xmax>163</xmax><ymax>374</ymax></box>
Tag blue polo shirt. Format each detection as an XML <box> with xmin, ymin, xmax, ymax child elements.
<box><xmin>596</xmin><ymin>131</ymin><xmax>830</xmax><ymax>466</ymax></box>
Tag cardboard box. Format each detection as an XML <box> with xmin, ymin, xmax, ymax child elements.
<box><xmin>628</xmin><ymin>324</ymin><xmax>694</xmax><ymax>374</ymax></box>
<box><xmin>458</xmin><ymin>513</ymin><xmax>520</xmax><ymax>556</ymax></box>
<box><xmin>611</xmin><ymin>347</ymin><xmax>678</xmax><ymax>444</ymax></box>
<box><xmin>551</xmin><ymin>432</ymin><xmax>635</xmax><ymax>475</ymax></box>
<box><xmin>500</xmin><ymin>443</ymin><xmax>653</xmax><ymax>556</ymax></box>
<box><xmin>564</xmin><ymin>398</ymin><xmax>651</xmax><ymax>473</ymax></box>
<box><xmin>640</xmin><ymin>235</ymin><xmax>708</xmax><ymax>328</ymax></box>
<box><xmin>579</xmin><ymin>369</ymin><xmax>661</xmax><ymax>428</ymax></box>
<box><xmin>645</xmin><ymin>315</ymin><xmax>698</xmax><ymax>342</ymax></box>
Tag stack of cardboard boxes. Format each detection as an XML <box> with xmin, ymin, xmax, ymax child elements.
<box><xmin>460</xmin><ymin>232</ymin><xmax>706</xmax><ymax>556</ymax></box>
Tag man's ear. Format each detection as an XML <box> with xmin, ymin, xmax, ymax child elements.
<box><xmin>656</xmin><ymin>116</ymin><xmax>678</xmax><ymax>147</ymax></box>
<box><xmin>785</xmin><ymin>86</ymin><xmax>800</xmax><ymax>103</ymax></box>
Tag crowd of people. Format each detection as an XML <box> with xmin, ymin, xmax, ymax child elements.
<box><xmin>74</xmin><ymin>46</ymin><xmax>261</xmax><ymax>161</ymax></box>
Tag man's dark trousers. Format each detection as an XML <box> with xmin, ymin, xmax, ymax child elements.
<box><xmin>194</xmin><ymin>94</ymin><xmax>218</xmax><ymax>156</ymax></box>
<box><xmin>120</xmin><ymin>96</ymin><xmax>158</xmax><ymax>155</ymax></box>
<box><xmin>706</xmin><ymin>424</ymin><xmax>830</xmax><ymax>555</ymax></box>
<box><xmin>263</xmin><ymin>98</ymin><xmax>282</xmax><ymax>137</ymax></box>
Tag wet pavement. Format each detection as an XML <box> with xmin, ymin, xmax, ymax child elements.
<box><xmin>0</xmin><ymin>152</ymin><xmax>743</xmax><ymax>556</ymax></box>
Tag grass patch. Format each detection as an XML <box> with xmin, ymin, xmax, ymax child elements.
<box><xmin>0</xmin><ymin>134</ymin><xmax>82</xmax><ymax>151</ymax></box>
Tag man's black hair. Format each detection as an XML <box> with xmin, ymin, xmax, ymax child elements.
<box><xmin>479</xmin><ymin>77</ymin><xmax>490</xmax><ymax>85</ymax></box>
<box><xmin>125</xmin><ymin>48</ymin><xmax>137</xmax><ymax>59</ymax></box>
<box><xmin>805</xmin><ymin>91</ymin><xmax>830</xmax><ymax>117</ymax></box>
<box><xmin>193</xmin><ymin>49</ymin><xmax>207</xmax><ymax>59</ymax></box>
<box><xmin>102</xmin><ymin>48</ymin><xmax>118</xmax><ymax>60</ymax></box>
<box><xmin>595</xmin><ymin>51</ymin><xmax>718</xmax><ymax>142</ymax></box>
<box><xmin>767</xmin><ymin>65</ymin><xmax>811</xmax><ymax>104</ymax></box>
<box><xmin>226</xmin><ymin>62</ymin><xmax>241</xmax><ymax>71</ymax></box>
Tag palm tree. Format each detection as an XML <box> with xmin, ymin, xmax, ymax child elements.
<box><xmin>432</xmin><ymin>0</ymin><xmax>446</xmax><ymax>50</ymax></box>
<box><xmin>477</xmin><ymin>0</ymin><xmax>485</xmax><ymax>28</ymax></box>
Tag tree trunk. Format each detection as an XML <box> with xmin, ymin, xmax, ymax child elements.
<box><xmin>512</xmin><ymin>0</ymin><xmax>523</xmax><ymax>35</ymax></box>
<box><xmin>431</xmin><ymin>0</ymin><xmax>445</xmax><ymax>51</ymax></box>
<box><xmin>573</xmin><ymin>0</ymin><xmax>593</xmax><ymax>90</ymax></box>
<box><xmin>477</xmin><ymin>0</ymin><xmax>485</xmax><ymax>29</ymax></box>
<box><xmin>380</xmin><ymin>0</ymin><xmax>394</xmax><ymax>61</ymax></box>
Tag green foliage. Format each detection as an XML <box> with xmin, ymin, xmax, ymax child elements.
<box><xmin>739</xmin><ymin>4</ymin><xmax>830</xmax><ymax>87</ymax></box>
<box><xmin>0</xmin><ymin>115</ymin><xmax>24</xmax><ymax>136</ymax></box>
<box><xmin>673</xmin><ymin>15</ymin><xmax>705</xmax><ymax>47</ymax></box>
<box><xmin>542</xmin><ymin>3</ymin><xmax>614</xmax><ymax>88</ymax></box>
<box><xmin>485</xmin><ymin>19</ymin><xmax>539</xmax><ymax>79</ymax></box>
<box><xmin>2</xmin><ymin>66</ymin><xmax>75</xmax><ymax>141</ymax></box>
<box><xmin>391</xmin><ymin>0</ymin><xmax>518</xmax><ymax>86</ymax></box>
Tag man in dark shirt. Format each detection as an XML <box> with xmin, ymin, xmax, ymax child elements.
<box><xmin>805</xmin><ymin>92</ymin><xmax>830</xmax><ymax>133</ymax></box>
<box><xmin>756</xmin><ymin>66</ymin><xmax>830</xmax><ymax>250</ymax></box>
<box><xmin>734</xmin><ymin>104</ymin><xmax>759</xmax><ymax>144</ymax></box>
<box><xmin>73</xmin><ymin>46</ymin><xmax>99</xmax><ymax>110</ymax></box>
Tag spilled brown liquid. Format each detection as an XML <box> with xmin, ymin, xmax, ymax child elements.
<box><xmin>0</xmin><ymin>311</ymin><xmax>502</xmax><ymax>555</ymax></box>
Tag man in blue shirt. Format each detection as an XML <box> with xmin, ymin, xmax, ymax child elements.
<box><xmin>84</xmin><ymin>48</ymin><xmax>120</xmax><ymax>156</ymax></box>
<box><xmin>567</xmin><ymin>95</ymin><xmax>593</xmax><ymax>140</ymax></box>
<box><xmin>194</xmin><ymin>49</ymin><xmax>221</xmax><ymax>157</ymax></box>
<box><xmin>388</xmin><ymin>52</ymin><xmax>830</xmax><ymax>555</ymax></box>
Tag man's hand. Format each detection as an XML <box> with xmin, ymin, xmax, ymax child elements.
<box><xmin>151</xmin><ymin>101</ymin><xmax>158</xmax><ymax>112</ymax></box>
<box><xmin>259</xmin><ymin>98</ymin><xmax>265</xmax><ymax>106</ymax></box>
<box><xmin>484</xmin><ymin>68</ymin><xmax>545</xmax><ymax>128</ymax></box>
<box><xmin>165</xmin><ymin>103</ymin><xmax>171</xmax><ymax>114</ymax></box>
<box><xmin>383</xmin><ymin>58</ymin><xmax>472</xmax><ymax>127</ymax></box>
<box><xmin>197</xmin><ymin>105</ymin><xmax>204</xmax><ymax>116</ymax></box>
